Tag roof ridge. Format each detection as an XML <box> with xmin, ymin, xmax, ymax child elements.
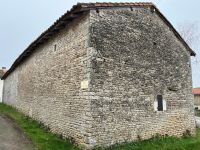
<box><xmin>77</xmin><ymin>2</ymin><xmax>154</xmax><ymax>4</ymax></box>
<box><xmin>77</xmin><ymin>2</ymin><xmax>155</xmax><ymax>8</ymax></box>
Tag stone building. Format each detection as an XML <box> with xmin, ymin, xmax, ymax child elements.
<box><xmin>1</xmin><ymin>2</ymin><xmax>196</xmax><ymax>148</ymax></box>
<box><xmin>193</xmin><ymin>88</ymin><xmax>200</xmax><ymax>109</ymax></box>
<box><xmin>0</xmin><ymin>67</ymin><xmax>6</xmax><ymax>102</ymax></box>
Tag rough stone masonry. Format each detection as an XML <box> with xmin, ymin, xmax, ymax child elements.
<box><xmin>2</xmin><ymin>2</ymin><xmax>196</xmax><ymax>149</ymax></box>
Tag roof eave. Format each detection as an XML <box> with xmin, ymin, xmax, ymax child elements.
<box><xmin>150</xmin><ymin>4</ymin><xmax>196</xmax><ymax>57</ymax></box>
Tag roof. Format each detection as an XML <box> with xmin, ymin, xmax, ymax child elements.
<box><xmin>193</xmin><ymin>88</ymin><xmax>200</xmax><ymax>95</ymax></box>
<box><xmin>2</xmin><ymin>2</ymin><xmax>196</xmax><ymax>79</ymax></box>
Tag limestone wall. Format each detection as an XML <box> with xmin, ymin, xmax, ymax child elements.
<box><xmin>3</xmin><ymin>14</ymin><xmax>92</xmax><ymax>146</ymax></box>
<box><xmin>194</xmin><ymin>95</ymin><xmax>200</xmax><ymax>108</ymax></box>
<box><xmin>0</xmin><ymin>80</ymin><xmax>3</xmax><ymax>102</ymax></box>
<box><xmin>88</xmin><ymin>8</ymin><xmax>196</xmax><ymax>146</ymax></box>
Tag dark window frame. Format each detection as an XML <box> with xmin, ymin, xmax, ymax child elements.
<box><xmin>54</xmin><ymin>44</ymin><xmax>57</xmax><ymax>52</ymax></box>
<box><xmin>157</xmin><ymin>95</ymin><xmax>163</xmax><ymax>111</ymax></box>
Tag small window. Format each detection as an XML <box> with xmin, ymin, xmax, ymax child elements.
<box><xmin>54</xmin><ymin>44</ymin><xmax>57</xmax><ymax>52</ymax></box>
<box><xmin>157</xmin><ymin>95</ymin><xmax>163</xmax><ymax>111</ymax></box>
<box><xmin>154</xmin><ymin>95</ymin><xmax>167</xmax><ymax>111</ymax></box>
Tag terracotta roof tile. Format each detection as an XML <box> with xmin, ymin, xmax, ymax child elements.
<box><xmin>78</xmin><ymin>2</ymin><xmax>153</xmax><ymax>8</ymax></box>
<box><xmin>193</xmin><ymin>88</ymin><xmax>200</xmax><ymax>95</ymax></box>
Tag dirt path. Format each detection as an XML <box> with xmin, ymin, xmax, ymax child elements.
<box><xmin>0</xmin><ymin>115</ymin><xmax>34</xmax><ymax>150</ymax></box>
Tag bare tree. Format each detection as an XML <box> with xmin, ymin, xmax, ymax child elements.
<box><xmin>178</xmin><ymin>22</ymin><xmax>200</xmax><ymax>50</ymax></box>
<box><xmin>178</xmin><ymin>22</ymin><xmax>200</xmax><ymax>64</ymax></box>
<box><xmin>178</xmin><ymin>22</ymin><xmax>200</xmax><ymax>87</ymax></box>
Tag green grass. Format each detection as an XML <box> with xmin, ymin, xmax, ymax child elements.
<box><xmin>94</xmin><ymin>129</ymin><xmax>200</xmax><ymax>150</ymax></box>
<box><xmin>95</xmin><ymin>131</ymin><xmax>200</xmax><ymax>150</ymax></box>
<box><xmin>0</xmin><ymin>103</ymin><xmax>79</xmax><ymax>150</ymax></box>
<box><xmin>1</xmin><ymin>103</ymin><xmax>200</xmax><ymax>150</ymax></box>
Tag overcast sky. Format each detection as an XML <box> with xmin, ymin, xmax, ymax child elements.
<box><xmin>0</xmin><ymin>0</ymin><xmax>199</xmax><ymax>87</ymax></box>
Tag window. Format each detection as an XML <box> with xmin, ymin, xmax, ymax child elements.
<box><xmin>54</xmin><ymin>44</ymin><xmax>57</xmax><ymax>52</ymax></box>
<box><xmin>154</xmin><ymin>95</ymin><xmax>167</xmax><ymax>111</ymax></box>
<box><xmin>157</xmin><ymin>95</ymin><xmax>163</xmax><ymax>111</ymax></box>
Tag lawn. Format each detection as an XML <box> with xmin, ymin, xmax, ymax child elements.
<box><xmin>97</xmin><ymin>129</ymin><xmax>200</xmax><ymax>150</ymax></box>
<box><xmin>0</xmin><ymin>103</ymin><xmax>200</xmax><ymax>150</ymax></box>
